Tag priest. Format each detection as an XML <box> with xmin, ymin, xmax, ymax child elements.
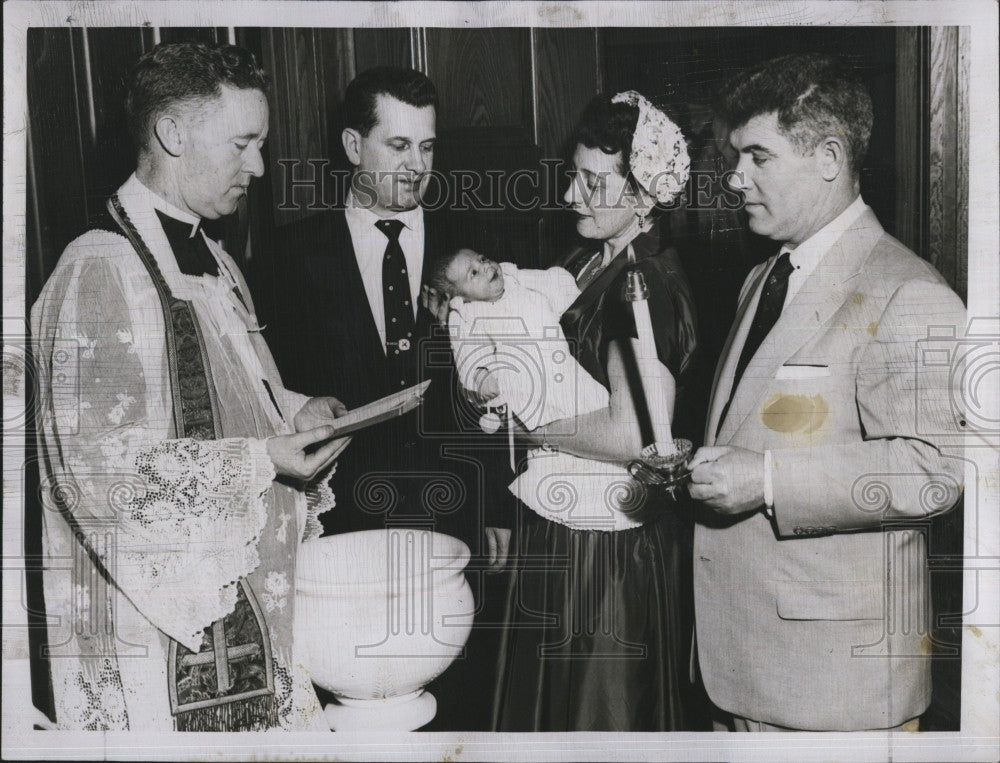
<box><xmin>30</xmin><ymin>41</ymin><xmax>349</xmax><ymax>731</ymax></box>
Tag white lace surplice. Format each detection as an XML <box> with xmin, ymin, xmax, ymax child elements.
<box><xmin>31</xmin><ymin>175</ymin><xmax>331</xmax><ymax>730</ymax></box>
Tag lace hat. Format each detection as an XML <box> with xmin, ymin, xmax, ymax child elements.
<box><xmin>611</xmin><ymin>90</ymin><xmax>690</xmax><ymax>205</ymax></box>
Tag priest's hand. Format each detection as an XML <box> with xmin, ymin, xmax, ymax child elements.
<box><xmin>267</xmin><ymin>426</ymin><xmax>346</xmax><ymax>482</ymax></box>
<box><xmin>688</xmin><ymin>446</ymin><xmax>766</xmax><ymax>515</ymax></box>
<box><xmin>294</xmin><ymin>395</ymin><xmax>348</xmax><ymax>432</ymax></box>
<box><xmin>420</xmin><ymin>284</ymin><xmax>451</xmax><ymax>325</ymax></box>
<box><xmin>293</xmin><ymin>396</ymin><xmax>351</xmax><ymax>463</ymax></box>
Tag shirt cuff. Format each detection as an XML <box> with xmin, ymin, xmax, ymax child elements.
<box><xmin>763</xmin><ymin>449</ymin><xmax>775</xmax><ymax>518</ymax></box>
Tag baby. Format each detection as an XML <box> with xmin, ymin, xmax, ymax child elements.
<box><xmin>428</xmin><ymin>247</ymin><xmax>610</xmax><ymax>431</ymax></box>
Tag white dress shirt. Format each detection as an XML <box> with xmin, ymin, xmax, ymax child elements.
<box><xmin>763</xmin><ymin>195</ymin><xmax>869</xmax><ymax>508</ymax></box>
<box><xmin>781</xmin><ymin>194</ymin><xmax>869</xmax><ymax>307</ymax></box>
<box><xmin>344</xmin><ymin>192</ymin><xmax>424</xmax><ymax>351</ymax></box>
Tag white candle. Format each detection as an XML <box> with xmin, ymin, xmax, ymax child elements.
<box><xmin>626</xmin><ymin>245</ymin><xmax>676</xmax><ymax>457</ymax></box>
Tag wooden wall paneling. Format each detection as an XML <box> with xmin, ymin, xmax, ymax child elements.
<box><xmin>895</xmin><ymin>28</ymin><xmax>928</xmax><ymax>261</ymax></box>
<box><xmin>533</xmin><ymin>28</ymin><xmax>598</xmax><ymax>160</ymax></box>
<box><xmin>78</xmin><ymin>28</ymin><xmax>146</xmax><ymax>225</ymax></box>
<box><xmin>157</xmin><ymin>27</ymin><xmax>222</xmax><ymax>45</ymax></box>
<box><xmin>26</xmin><ymin>28</ymin><xmax>89</xmax><ymax>293</ymax></box>
<box><xmin>318</xmin><ymin>26</ymin><xmax>357</xmax><ymax>202</ymax></box>
<box><xmin>25</xmin><ymin>29</ymin><xmax>94</xmax><ymax>723</ymax></box>
<box><xmin>139</xmin><ymin>26</ymin><xmax>157</xmax><ymax>53</ymax></box>
<box><xmin>430</xmin><ymin>126</ymin><xmax>543</xmax><ymax>265</ymax></box>
<box><xmin>423</xmin><ymin>28</ymin><xmax>540</xmax><ymax>266</ymax></box>
<box><xmin>261</xmin><ymin>28</ymin><xmax>291</xmax><ymax>216</ymax></box>
<box><xmin>928</xmin><ymin>27</ymin><xmax>959</xmax><ymax>290</ymax></box>
<box><xmin>595</xmin><ymin>28</ymin><xmax>605</xmax><ymax>95</ymax></box>
<box><xmin>263</xmin><ymin>28</ymin><xmax>300</xmax><ymax>223</ymax></box>
<box><xmin>353</xmin><ymin>28</ymin><xmax>412</xmax><ymax>73</ymax></box>
<box><xmin>894</xmin><ymin>28</ymin><xmax>965</xmax><ymax>732</ymax></box>
<box><xmin>285</xmin><ymin>27</ymin><xmax>328</xmax><ymax>204</ymax></box>
<box><xmin>955</xmin><ymin>26</ymin><xmax>969</xmax><ymax>303</ymax></box>
<box><xmin>261</xmin><ymin>28</ymin><xmax>356</xmax><ymax>227</ymax></box>
<box><xmin>533</xmin><ymin>28</ymin><xmax>600</xmax><ymax>266</ymax></box>
<box><xmin>426</xmin><ymin>28</ymin><xmax>532</xmax><ymax>132</ymax></box>
<box><xmin>923</xmin><ymin>31</ymin><xmax>967</xmax><ymax>728</ymax></box>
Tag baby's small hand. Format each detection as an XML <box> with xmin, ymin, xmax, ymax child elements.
<box><xmin>473</xmin><ymin>367</ymin><xmax>501</xmax><ymax>400</ymax></box>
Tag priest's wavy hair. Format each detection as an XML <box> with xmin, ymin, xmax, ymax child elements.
<box><xmin>714</xmin><ymin>53</ymin><xmax>873</xmax><ymax>176</ymax></box>
<box><xmin>125</xmin><ymin>42</ymin><xmax>269</xmax><ymax>154</ymax></box>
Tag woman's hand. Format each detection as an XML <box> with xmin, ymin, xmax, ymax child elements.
<box><xmin>266</xmin><ymin>426</ymin><xmax>347</xmax><ymax>482</ymax></box>
<box><xmin>519</xmin><ymin>339</ymin><xmax>670</xmax><ymax>464</ymax></box>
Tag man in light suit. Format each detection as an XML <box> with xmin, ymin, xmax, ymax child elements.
<box><xmin>689</xmin><ymin>53</ymin><xmax>966</xmax><ymax>731</ymax></box>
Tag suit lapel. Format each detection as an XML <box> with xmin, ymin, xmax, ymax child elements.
<box><xmin>715</xmin><ymin>208</ymin><xmax>885</xmax><ymax>444</ymax></box>
<box><xmin>306</xmin><ymin>211</ymin><xmax>385</xmax><ymax>376</ymax></box>
<box><xmin>706</xmin><ymin>262</ymin><xmax>769</xmax><ymax>444</ymax></box>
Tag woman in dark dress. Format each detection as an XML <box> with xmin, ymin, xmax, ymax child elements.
<box><xmin>492</xmin><ymin>92</ymin><xmax>707</xmax><ymax>731</ymax></box>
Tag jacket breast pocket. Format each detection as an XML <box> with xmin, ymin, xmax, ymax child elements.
<box><xmin>775</xmin><ymin>581</ymin><xmax>883</xmax><ymax>621</ymax></box>
<box><xmin>775</xmin><ymin>364</ymin><xmax>831</xmax><ymax>380</ymax></box>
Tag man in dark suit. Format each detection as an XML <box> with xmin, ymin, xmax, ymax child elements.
<box><xmin>261</xmin><ymin>66</ymin><xmax>512</xmax><ymax>730</ymax></box>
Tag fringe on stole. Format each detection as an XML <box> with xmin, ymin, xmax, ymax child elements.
<box><xmin>174</xmin><ymin>693</ymin><xmax>279</xmax><ymax>731</ymax></box>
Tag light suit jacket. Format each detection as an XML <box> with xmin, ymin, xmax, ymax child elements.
<box><xmin>694</xmin><ymin>207</ymin><xmax>966</xmax><ymax>730</ymax></box>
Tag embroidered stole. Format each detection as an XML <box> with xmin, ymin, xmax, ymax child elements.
<box><xmin>106</xmin><ymin>196</ymin><xmax>279</xmax><ymax>731</ymax></box>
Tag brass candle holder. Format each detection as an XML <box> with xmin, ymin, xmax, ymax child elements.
<box><xmin>627</xmin><ymin>438</ymin><xmax>693</xmax><ymax>499</ymax></box>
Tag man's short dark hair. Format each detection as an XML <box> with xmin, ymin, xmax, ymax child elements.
<box><xmin>715</xmin><ymin>53</ymin><xmax>873</xmax><ymax>175</ymax></box>
<box><xmin>125</xmin><ymin>42</ymin><xmax>269</xmax><ymax>154</ymax></box>
<box><xmin>343</xmin><ymin>67</ymin><xmax>437</xmax><ymax>136</ymax></box>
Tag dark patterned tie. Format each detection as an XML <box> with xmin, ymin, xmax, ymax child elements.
<box><xmin>155</xmin><ymin>209</ymin><xmax>219</xmax><ymax>277</ymax></box>
<box><xmin>375</xmin><ymin>218</ymin><xmax>416</xmax><ymax>389</ymax></box>
<box><xmin>716</xmin><ymin>250</ymin><xmax>795</xmax><ymax>438</ymax></box>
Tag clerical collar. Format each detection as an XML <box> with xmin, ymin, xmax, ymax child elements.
<box><xmin>154</xmin><ymin>209</ymin><xmax>219</xmax><ymax>277</ymax></box>
<box><xmin>135</xmin><ymin>176</ymin><xmax>202</xmax><ymax>233</ymax></box>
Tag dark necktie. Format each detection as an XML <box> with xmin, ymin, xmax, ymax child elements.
<box><xmin>156</xmin><ymin>209</ymin><xmax>219</xmax><ymax>277</ymax></box>
<box><xmin>375</xmin><ymin>218</ymin><xmax>416</xmax><ymax>389</ymax></box>
<box><xmin>716</xmin><ymin>250</ymin><xmax>795</xmax><ymax>438</ymax></box>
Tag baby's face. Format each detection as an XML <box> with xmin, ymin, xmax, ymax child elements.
<box><xmin>445</xmin><ymin>249</ymin><xmax>505</xmax><ymax>302</ymax></box>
